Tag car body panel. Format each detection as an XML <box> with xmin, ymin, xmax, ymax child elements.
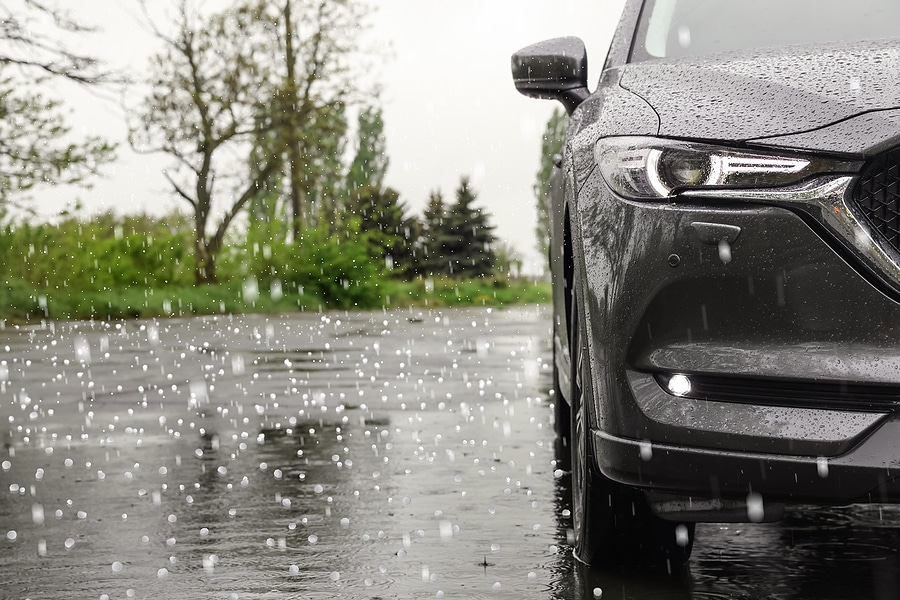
<box><xmin>517</xmin><ymin>0</ymin><xmax>900</xmax><ymax>520</ymax></box>
<box><xmin>750</xmin><ymin>108</ymin><xmax>900</xmax><ymax>156</ymax></box>
<box><xmin>619</xmin><ymin>40</ymin><xmax>900</xmax><ymax>143</ymax></box>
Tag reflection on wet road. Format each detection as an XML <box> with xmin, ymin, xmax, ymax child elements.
<box><xmin>1</xmin><ymin>306</ymin><xmax>899</xmax><ymax>599</ymax></box>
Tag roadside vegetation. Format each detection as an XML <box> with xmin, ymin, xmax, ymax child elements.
<box><xmin>0</xmin><ymin>208</ymin><xmax>547</xmax><ymax>322</ymax></box>
<box><xmin>0</xmin><ymin>1</ymin><xmax>552</xmax><ymax>323</ymax></box>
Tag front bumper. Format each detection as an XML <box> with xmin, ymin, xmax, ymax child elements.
<box><xmin>593</xmin><ymin>414</ymin><xmax>900</xmax><ymax>506</ymax></box>
<box><xmin>576</xmin><ymin>172</ymin><xmax>900</xmax><ymax>512</ymax></box>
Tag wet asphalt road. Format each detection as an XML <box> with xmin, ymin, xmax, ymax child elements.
<box><xmin>1</xmin><ymin>306</ymin><xmax>900</xmax><ymax>599</ymax></box>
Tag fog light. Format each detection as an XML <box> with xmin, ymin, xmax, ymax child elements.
<box><xmin>667</xmin><ymin>374</ymin><xmax>692</xmax><ymax>397</ymax></box>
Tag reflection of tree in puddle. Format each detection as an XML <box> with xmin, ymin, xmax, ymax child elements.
<box><xmin>0</xmin><ymin>408</ymin><xmax>400</xmax><ymax>598</ymax></box>
<box><xmin>161</xmin><ymin>415</ymin><xmax>404</xmax><ymax>593</ymax></box>
<box><xmin>1</xmin><ymin>307</ymin><xmax>562</xmax><ymax>598</ymax></box>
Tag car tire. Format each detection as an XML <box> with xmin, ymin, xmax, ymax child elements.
<box><xmin>552</xmin><ymin>325</ymin><xmax>572</xmax><ymax>446</ymax></box>
<box><xmin>569</xmin><ymin>302</ymin><xmax>695</xmax><ymax>568</ymax></box>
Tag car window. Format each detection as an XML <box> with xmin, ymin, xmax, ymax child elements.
<box><xmin>633</xmin><ymin>0</ymin><xmax>900</xmax><ymax>61</ymax></box>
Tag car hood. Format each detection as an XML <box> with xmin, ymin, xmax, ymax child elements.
<box><xmin>618</xmin><ymin>39</ymin><xmax>900</xmax><ymax>153</ymax></box>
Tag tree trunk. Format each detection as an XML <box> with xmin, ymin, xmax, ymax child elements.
<box><xmin>194</xmin><ymin>239</ymin><xmax>217</xmax><ymax>285</ymax></box>
<box><xmin>284</xmin><ymin>0</ymin><xmax>306</xmax><ymax>241</ymax></box>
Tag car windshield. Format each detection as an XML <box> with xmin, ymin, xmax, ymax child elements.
<box><xmin>632</xmin><ymin>0</ymin><xmax>900</xmax><ymax>61</ymax></box>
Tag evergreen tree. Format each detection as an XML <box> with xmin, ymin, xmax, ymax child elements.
<box><xmin>345</xmin><ymin>185</ymin><xmax>419</xmax><ymax>277</ymax></box>
<box><xmin>424</xmin><ymin>177</ymin><xmax>497</xmax><ymax>279</ymax></box>
<box><xmin>418</xmin><ymin>189</ymin><xmax>452</xmax><ymax>278</ymax></box>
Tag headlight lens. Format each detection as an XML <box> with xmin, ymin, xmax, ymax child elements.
<box><xmin>595</xmin><ymin>137</ymin><xmax>854</xmax><ymax>200</ymax></box>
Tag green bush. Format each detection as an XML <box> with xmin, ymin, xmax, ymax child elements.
<box><xmin>221</xmin><ymin>221</ymin><xmax>386</xmax><ymax>310</ymax></box>
<box><xmin>0</xmin><ymin>212</ymin><xmax>193</xmax><ymax>291</ymax></box>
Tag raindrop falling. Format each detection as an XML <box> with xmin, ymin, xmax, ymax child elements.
<box><xmin>718</xmin><ymin>240</ymin><xmax>732</xmax><ymax>264</ymax></box>
<box><xmin>747</xmin><ymin>492</ymin><xmax>765</xmax><ymax>523</ymax></box>
<box><xmin>75</xmin><ymin>335</ymin><xmax>91</xmax><ymax>364</ymax></box>
<box><xmin>243</xmin><ymin>278</ymin><xmax>260</xmax><ymax>304</ymax></box>
<box><xmin>639</xmin><ymin>440</ymin><xmax>653</xmax><ymax>461</ymax></box>
<box><xmin>675</xmin><ymin>524</ymin><xmax>690</xmax><ymax>547</ymax></box>
<box><xmin>31</xmin><ymin>504</ymin><xmax>44</xmax><ymax>525</ymax></box>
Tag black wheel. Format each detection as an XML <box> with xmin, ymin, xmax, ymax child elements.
<box><xmin>569</xmin><ymin>303</ymin><xmax>694</xmax><ymax>568</ymax></box>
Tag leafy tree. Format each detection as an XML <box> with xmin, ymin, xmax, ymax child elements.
<box><xmin>534</xmin><ymin>108</ymin><xmax>568</xmax><ymax>264</ymax></box>
<box><xmin>305</xmin><ymin>104</ymin><xmax>349</xmax><ymax>231</ymax></box>
<box><xmin>0</xmin><ymin>2</ymin><xmax>114</xmax><ymax>204</ymax></box>
<box><xmin>133</xmin><ymin>0</ymin><xmax>374</xmax><ymax>284</ymax></box>
<box><xmin>346</xmin><ymin>106</ymin><xmax>388</xmax><ymax>195</ymax></box>
<box><xmin>245</xmin><ymin>0</ymin><xmax>371</xmax><ymax>239</ymax></box>
<box><xmin>131</xmin><ymin>1</ymin><xmax>284</xmax><ymax>284</ymax></box>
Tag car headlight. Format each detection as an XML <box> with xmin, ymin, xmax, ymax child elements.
<box><xmin>595</xmin><ymin>136</ymin><xmax>856</xmax><ymax>200</ymax></box>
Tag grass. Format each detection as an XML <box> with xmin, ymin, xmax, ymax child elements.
<box><xmin>0</xmin><ymin>277</ymin><xmax>550</xmax><ymax>322</ymax></box>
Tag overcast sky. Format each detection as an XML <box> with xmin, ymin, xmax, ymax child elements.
<box><xmin>45</xmin><ymin>0</ymin><xmax>626</xmax><ymax>274</ymax></box>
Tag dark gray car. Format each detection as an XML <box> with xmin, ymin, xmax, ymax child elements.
<box><xmin>512</xmin><ymin>0</ymin><xmax>900</xmax><ymax>568</ymax></box>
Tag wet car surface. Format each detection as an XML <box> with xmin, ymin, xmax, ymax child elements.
<box><xmin>512</xmin><ymin>0</ymin><xmax>900</xmax><ymax>570</ymax></box>
<box><xmin>2</xmin><ymin>307</ymin><xmax>900</xmax><ymax>598</ymax></box>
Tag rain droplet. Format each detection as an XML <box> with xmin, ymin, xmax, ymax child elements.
<box><xmin>718</xmin><ymin>240</ymin><xmax>732</xmax><ymax>264</ymax></box>
<box><xmin>31</xmin><ymin>504</ymin><xmax>44</xmax><ymax>525</ymax></box>
<box><xmin>112</xmin><ymin>561</ymin><xmax>124</xmax><ymax>573</ymax></box>
<box><xmin>639</xmin><ymin>440</ymin><xmax>653</xmax><ymax>461</ymax></box>
<box><xmin>675</xmin><ymin>524</ymin><xmax>690</xmax><ymax>547</ymax></box>
<box><xmin>747</xmin><ymin>492</ymin><xmax>765</xmax><ymax>523</ymax></box>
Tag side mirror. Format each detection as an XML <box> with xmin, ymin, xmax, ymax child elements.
<box><xmin>511</xmin><ymin>37</ymin><xmax>589</xmax><ymax>115</ymax></box>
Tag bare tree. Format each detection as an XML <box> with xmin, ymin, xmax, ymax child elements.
<box><xmin>0</xmin><ymin>1</ymin><xmax>114</xmax><ymax>204</ymax></box>
<box><xmin>0</xmin><ymin>1</ymin><xmax>108</xmax><ymax>82</ymax></box>
<box><xmin>131</xmin><ymin>0</ymin><xmax>374</xmax><ymax>283</ymax></box>
<box><xmin>130</xmin><ymin>1</ymin><xmax>282</xmax><ymax>284</ymax></box>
